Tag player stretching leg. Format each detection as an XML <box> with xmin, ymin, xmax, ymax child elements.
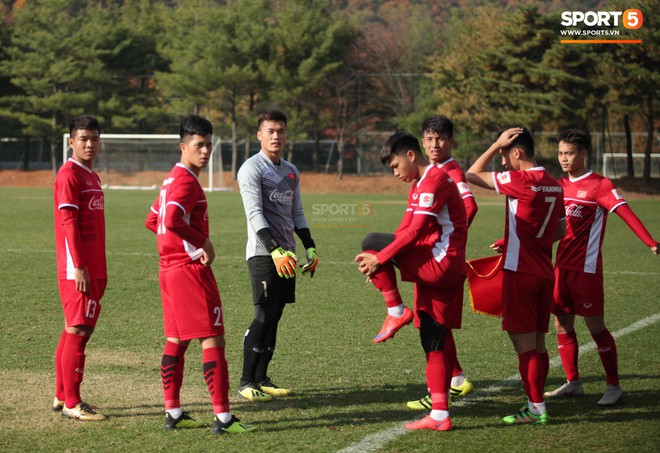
<box><xmin>545</xmin><ymin>129</ymin><xmax>659</xmax><ymax>406</ymax></box>
<box><xmin>357</xmin><ymin>131</ymin><xmax>468</xmax><ymax>431</ymax></box>
<box><xmin>467</xmin><ymin>127</ymin><xmax>565</xmax><ymax>425</ymax></box>
<box><xmin>53</xmin><ymin>115</ymin><xmax>106</xmax><ymax>421</ymax></box>
<box><xmin>146</xmin><ymin>115</ymin><xmax>254</xmax><ymax>434</ymax></box>
<box><xmin>407</xmin><ymin>115</ymin><xmax>477</xmax><ymax>410</ymax></box>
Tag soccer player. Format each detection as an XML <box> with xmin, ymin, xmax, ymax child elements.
<box><xmin>356</xmin><ymin>131</ymin><xmax>468</xmax><ymax>431</ymax></box>
<box><xmin>53</xmin><ymin>115</ymin><xmax>107</xmax><ymax>421</ymax></box>
<box><xmin>145</xmin><ymin>115</ymin><xmax>254</xmax><ymax>435</ymax></box>
<box><xmin>406</xmin><ymin>115</ymin><xmax>477</xmax><ymax>410</ymax></box>
<box><xmin>236</xmin><ymin>110</ymin><xmax>318</xmax><ymax>401</ymax></box>
<box><xmin>545</xmin><ymin>129</ymin><xmax>659</xmax><ymax>406</ymax></box>
<box><xmin>466</xmin><ymin>127</ymin><xmax>565</xmax><ymax>425</ymax></box>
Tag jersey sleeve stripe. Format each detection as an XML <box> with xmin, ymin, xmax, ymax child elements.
<box><xmin>58</xmin><ymin>203</ymin><xmax>79</xmax><ymax>210</ymax></box>
<box><xmin>166</xmin><ymin>201</ymin><xmax>187</xmax><ymax>214</ymax></box>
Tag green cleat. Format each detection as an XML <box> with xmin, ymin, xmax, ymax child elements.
<box><xmin>502</xmin><ymin>408</ymin><xmax>549</xmax><ymax>425</ymax></box>
<box><xmin>212</xmin><ymin>415</ymin><xmax>255</xmax><ymax>435</ymax></box>
<box><xmin>450</xmin><ymin>378</ymin><xmax>474</xmax><ymax>397</ymax></box>
<box><xmin>163</xmin><ymin>412</ymin><xmax>206</xmax><ymax>430</ymax></box>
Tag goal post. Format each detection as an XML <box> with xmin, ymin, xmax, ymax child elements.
<box><xmin>62</xmin><ymin>133</ymin><xmax>228</xmax><ymax>191</ymax></box>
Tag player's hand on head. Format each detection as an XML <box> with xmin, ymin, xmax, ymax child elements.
<box><xmin>300</xmin><ymin>247</ymin><xmax>318</xmax><ymax>278</ymax></box>
<box><xmin>496</xmin><ymin>127</ymin><xmax>523</xmax><ymax>149</ymax></box>
<box><xmin>271</xmin><ymin>247</ymin><xmax>298</xmax><ymax>279</ymax></box>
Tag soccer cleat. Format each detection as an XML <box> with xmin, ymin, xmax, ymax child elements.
<box><xmin>544</xmin><ymin>380</ymin><xmax>584</xmax><ymax>398</ymax></box>
<box><xmin>404</xmin><ymin>415</ymin><xmax>452</xmax><ymax>431</ymax></box>
<box><xmin>61</xmin><ymin>402</ymin><xmax>106</xmax><ymax>421</ymax></box>
<box><xmin>212</xmin><ymin>415</ymin><xmax>255</xmax><ymax>435</ymax></box>
<box><xmin>597</xmin><ymin>384</ymin><xmax>623</xmax><ymax>406</ymax></box>
<box><xmin>237</xmin><ymin>383</ymin><xmax>273</xmax><ymax>402</ymax></box>
<box><xmin>373</xmin><ymin>307</ymin><xmax>414</xmax><ymax>343</ymax></box>
<box><xmin>502</xmin><ymin>408</ymin><xmax>549</xmax><ymax>425</ymax></box>
<box><xmin>450</xmin><ymin>378</ymin><xmax>474</xmax><ymax>397</ymax></box>
<box><xmin>52</xmin><ymin>397</ymin><xmax>64</xmax><ymax>412</ymax></box>
<box><xmin>163</xmin><ymin>412</ymin><xmax>206</xmax><ymax>430</ymax></box>
<box><xmin>257</xmin><ymin>377</ymin><xmax>292</xmax><ymax>396</ymax></box>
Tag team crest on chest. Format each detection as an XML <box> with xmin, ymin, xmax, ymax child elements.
<box><xmin>577</xmin><ymin>190</ymin><xmax>587</xmax><ymax>198</ymax></box>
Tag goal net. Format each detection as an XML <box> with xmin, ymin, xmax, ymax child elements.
<box><xmin>62</xmin><ymin>134</ymin><xmax>227</xmax><ymax>191</ymax></box>
<box><xmin>602</xmin><ymin>153</ymin><xmax>660</xmax><ymax>179</ymax></box>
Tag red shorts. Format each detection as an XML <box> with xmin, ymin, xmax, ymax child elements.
<box><xmin>159</xmin><ymin>264</ymin><xmax>224</xmax><ymax>341</ymax></box>
<box><xmin>397</xmin><ymin>248</ymin><xmax>466</xmax><ymax>288</ymax></box>
<box><xmin>553</xmin><ymin>267</ymin><xmax>604</xmax><ymax>317</ymax></box>
<box><xmin>58</xmin><ymin>278</ymin><xmax>106</xmax><ymax>327</ymax></box>
<box><xmin>413</xmin><ymin>270</ymin><xmax>465</xmax><ymax>329</ymax></box>
<box><xmin>501</xmin><ymin>270</ymin><xmax>553</xmax><ymax>333</ymax></box>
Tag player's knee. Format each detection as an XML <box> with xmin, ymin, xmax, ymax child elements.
<box><xmin>361</xmin><ymin>233</ymin><xmax>380</xmax><ymax>251</ymax></box>
<box><xmin>419</xmin><ymin>311</ymin><xmax>448</xmax><ymax>353</ymax></box>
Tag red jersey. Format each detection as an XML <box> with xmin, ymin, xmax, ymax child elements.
<box><xmin>146</xmin><ymin>164</ymin><xmax>209</xmax><ymax>270</ymax></box>
<box><xmin>54</xmin><ymin>158</ymin><xmax>106</xmax><ymax>280</ymax></box>
<box><xmin>493</xmin><ymin>167</ymin><xmax>564</xmax><ymax>280</ymax></box>
<box><xmin>437</xmin><ymin>158</ymin><xmax>477</xmax><ymax>225</ymax></box>
<box><xmin>378</xmin><ymin>165</ymin><xmax>467</xmax><ymax>275</ymax></box>
<box><xmin>555</xmin><ymin>171</ymin><xmax>627</xmax><ymax>274</ymax></box>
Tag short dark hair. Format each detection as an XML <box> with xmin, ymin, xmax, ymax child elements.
<box><xmin>558</xmin><ymin>128</ymin><xmax>591</xmax><ymax>152</ymax></box>
<box><xmin>421</xmin><ymin>115</ymin><xmax>453</xmax><ymax>138</ymax></box>
<box><xmin>504</xmin><ymin>126</ymin><xmax>534</xmax><ymax>157</ymax></box>
<box><xmin>380</xmin><ymin>131</ymin><xmax>422</xmax><ymax>165</ymax></box>
<box><xmin>258</xmin><ymin>110</ymin><xmax>287</xmax><ymax>129</ymax></box>
<box><xmin>69</xmin><ymin>115</ymin><xmax>100</xmax><ymax>137</ymax></box>
<box><xmin>179</xmin><ymin>115</ymin><xmax>213</xmax><ymax>141</ymax></box>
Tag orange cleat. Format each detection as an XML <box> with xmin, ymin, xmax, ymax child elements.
<box><xmin>404</xmin><ymin>415</ymin><xmax>452</xmax><ymax>431</ymax></box>
<box><xmin>373</xmin><ymin>307</ymin><xmax>414</xmax><ymax>343</ymax></box>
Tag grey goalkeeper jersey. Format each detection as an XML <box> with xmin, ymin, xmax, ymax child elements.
<box><xmin>237</xmin><ymin>151</ymin><xmax>309</xmax><ymax>259</ymax></box>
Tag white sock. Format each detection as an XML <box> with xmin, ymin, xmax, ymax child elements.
<box><xmin>167</xmin><ymin>407</ymin><xmax>182</xmax><ymax>419</ymax></box>
<box><xmin>430</xmin><ymin>409</ymin><xmax>449</xmax><ymax>421</ymax></box>
<box><xmin>387</xmin><ymin>304</ymin><xmax>404</xmax><ymax>317</ymax></box>
<box><xmin>216</xmin><ymin>412</ymin><xmax>232</xmax><ymax>423</ymax></box>
<box><xmin>451</xmin><ymin>373</ymin><xmax>466</xmax><ymax>387</ymax></box>
<box><xmin>528</xmin><ymin>400</ymin><xmax>546</xmax><ymax>415</ymax></box>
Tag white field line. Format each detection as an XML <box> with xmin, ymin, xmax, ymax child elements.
<box><xmin>4</xmin><ymin>249</ymin><xmax>660</xmax><ymax>274</ymax></box>
<box><xmin>337</xmin><ymin>312</ymin><xmax>660</xmax><ymax>453</ymax></box>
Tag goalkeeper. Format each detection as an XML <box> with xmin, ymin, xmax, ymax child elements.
<box><xmin>236</xmin><ymin>110</ymin><xmax>318</xmax><ymax>402</ymax></box>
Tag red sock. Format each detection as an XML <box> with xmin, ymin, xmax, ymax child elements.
<box><xmin>62</xmin><ymin>332</ymin><xmax>89</xmax><ymax>408</ymax></box>
<box><xmin>557</xmin><ymin>331</ymin><xmax>579</xmax><ymax>381</ymax></box>
<box><xmin>161</xmin><ymin>341</ymin><xmax>185</xmax><ymax>410</ymax></box>
<box><xmin>426</xmin><ymin>351</ymin><xmax>450</xmax><ymax>411</ymax></box>
<box><xmin>203</xmin><ymin>347</ymin><xmax>230</xmax><ymax>414</ymax></box>
<box><xmin>444</xmin><ymin>331</ymin><xmax>462</xmax><ymax>377</ymax></box>
<box><xmin>55</xmin><ymin>329</ymin><xmax>67</xmax><ymax>401</ymax></box>
<box><xmin>539</xmin><ymin>350</ymin><xmax>549</xmax><ymax>389</ymax></box>
<box><xmin>592</xmin><ymin>329</ymin><xmax>619</xmax><ymax>385</ymax></box>
<box><xmin>366</xmin><ymin>254</ymin><xmax>403</xmax><ymax>309</ymax></box>
<box><xmin>518</xmin><ymin>349</ymin><xmax>544</xmax><ymax>404</ymax></box>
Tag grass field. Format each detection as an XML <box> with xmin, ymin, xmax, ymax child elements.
<box><xmin>0</xmin><ymin>186</ymin><xmax>658</xmax><ymax>453</ymax></box>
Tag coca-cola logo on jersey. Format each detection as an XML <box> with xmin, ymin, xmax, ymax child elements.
<box><xmin>88</xmin><ymin>195</ymin><xmax>104</xmax><ymax>210</ymax></box>
<box><xmin>565</xmin><ymin>203</ymin><xmax>583</xmax><ymax>218</ymax></box>
<box><xmin>269</xmin><ymin>189</ymin><xmax>294</xmax><ymax>204</ymax></box>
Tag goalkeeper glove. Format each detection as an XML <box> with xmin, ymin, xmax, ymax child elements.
<box><xmin>271</xmin><ymin>247</ymin><xmax>298</xmax><ymax>279</ymax></box>
<box><xmin>300</xmin><ymin>247</ymin><xmax>318</xmax><ymax>278</ymax></box>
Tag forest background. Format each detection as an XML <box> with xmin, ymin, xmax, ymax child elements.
<box><xmin>0</xmin><ymin>0</ymin><xmax>657</xmax><ymax>180</ymax></box>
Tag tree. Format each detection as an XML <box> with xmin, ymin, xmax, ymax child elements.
<box><xmin>0</xmin><ymin>0</ymin><xmax>149</xmax><ymax>172</ymax></box>
<box><xmin>260</xmin><ymin>0</ymin><xmax>353</xmax><ymax>168</ymax></box>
